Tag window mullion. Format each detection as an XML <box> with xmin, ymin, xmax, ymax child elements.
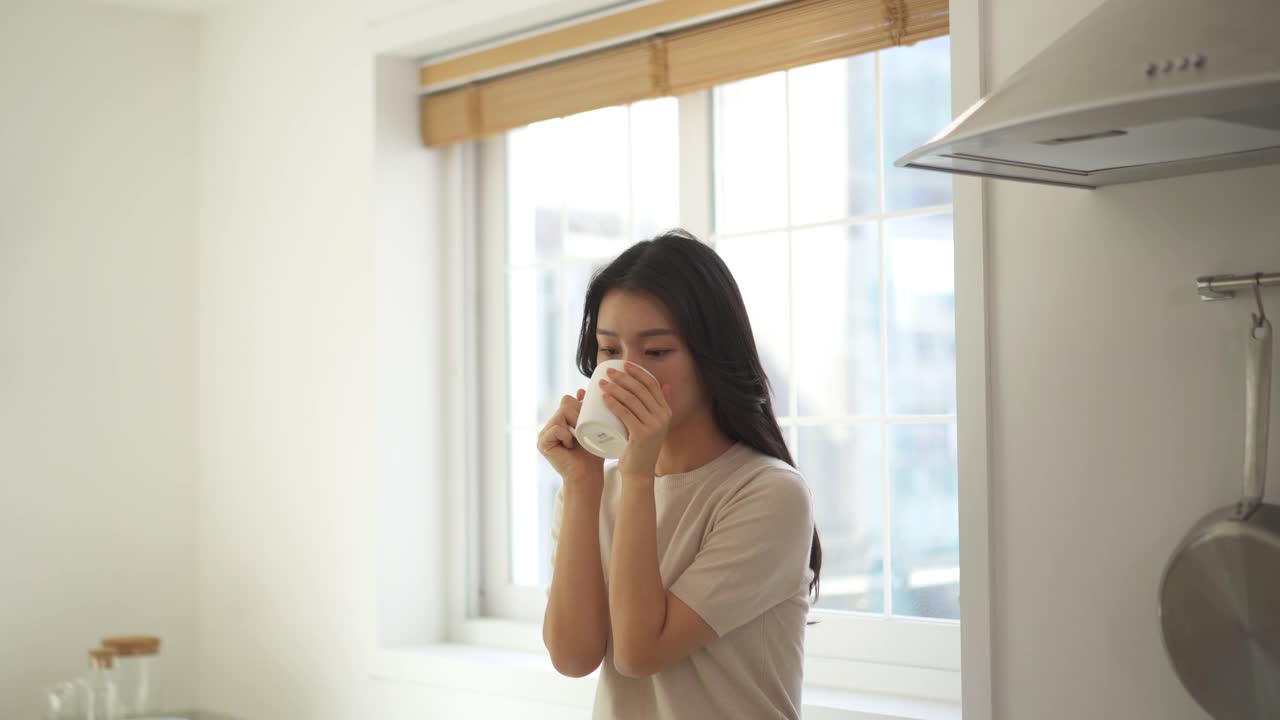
<box><xmin>479</xmin><ymin>135</ymin><xmax>511</xmax><ymax>620</ymax></box>
<box><xmin>677</xmin><ymin>89</ymin><xmax>713</xmax><ymax>243</ymax></box>
<box><xmin>875</xmin><ymin>48</ymin><xmax>894</xmax><ymax>618</ymax></box>
<box><xmin>783</xmin><ymin>70</ymin><xmax>797</xmax><ymax>441</ymax></box>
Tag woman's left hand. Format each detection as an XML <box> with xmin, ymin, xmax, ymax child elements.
<box><xmin>601</xmin><ymin>363</ymin><xmax>673</xmax><ymax>479</ymax></box>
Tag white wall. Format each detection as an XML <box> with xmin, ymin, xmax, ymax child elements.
<box><xmin>984</xmin><ymin>1</ymin><xmax>1280</xmax><ymax>718</ymax></box>
<box><xmin>195</xmin><ymin>1</ymin><xmax>375</xmax><ymax>717</ymax></box>
<box><xmin>373</xmin><ymin>53</ymin><xmax>443</xmax><ymax>651</ymax></box>
<box><xmin>0</xmin><ymin>2</ymin><xmax>198</xmax><ymax>717</ymax></box>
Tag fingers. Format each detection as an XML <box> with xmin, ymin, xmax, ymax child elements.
<box><xmin>539</xmin><ymin>391</ymin><xmax>587</xmax><ymax>455</ymax></box>
<box><xmin>624</xmin><ymin>362</ymin><xmax>663</xmax><ymax>399</ymax></box>
<box><xmin>602</xmin><ymin>392</ymin><xmax>642</xmax><ymax>432</ymax></box>
<box><xmin>561</xmin><ymin>391</ymin><xmax>584</xmax><ymax>428</ymax></box>
<box><xmin>553</xmin><ymin>425</ymin><xmax>576</xmax><ymax>449</ymax></box>
<box><xmin>543</xmin><ymin>392</ymin><xmax>583</xmax><ymax>434</ymax></box>
<box><xmin>602</xmin><ymin>369</ymin><xmax>659</xmax><ymax>416</ymax></box>
<box><xmin>538</xmin><ymin>423</ymin><xmax>577</xmax><ymax>452</ymax></box>
<box><xmin>623</xmin><ymin>364</ymin><xmax>669</xmax><ymax>412</ymax></box>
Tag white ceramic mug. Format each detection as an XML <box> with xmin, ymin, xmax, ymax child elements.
<box><xmin>574</xmin><ymin>359</ymin><xmax>658</xmax><ymax>459</ymax></box>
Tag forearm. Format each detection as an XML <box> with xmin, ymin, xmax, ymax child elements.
<box><xmin>543</xmin><ymin>473</ymin><xmax>609</xmax><ymax>677</ymax></box>
<box><xmin>608</xmin><ymin>474</ymin><xmax>666</xmax><ymax>667</ymax></box>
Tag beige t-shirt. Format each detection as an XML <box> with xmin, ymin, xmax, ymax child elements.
<box><xmin>549</xmin><ymin>441</ymin><xmax>816</xmax><ymax>720</ymax></box>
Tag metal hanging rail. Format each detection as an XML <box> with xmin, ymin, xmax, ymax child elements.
<box><xmin>1197</xmin><ymin>272</ymin><xmax>1280</xmax><ymax>301</ymax></box>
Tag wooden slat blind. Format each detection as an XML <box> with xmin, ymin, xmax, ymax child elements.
<box><xmin>481</xmin><ymin>41</ymin><xmax>659</xmax><ymax>137</ymax></box>
<box><xmin>420</xmin><ymin>84</ymin><xmax>480</xmax><ymax>148</ymax></box>
<box><xmin>665</xmin><ymin>0</ymin><xmax>948</xmax><ymax>94</ymax></box>
<box><xmin>420</xmin><ymin>0</ymin><xmax>770</xmax><ymax>91</ymax></box>
<box><xmin>420</xmin><ymin>0</ymin><xmax>949</xmax><ymax>147</ymax></box>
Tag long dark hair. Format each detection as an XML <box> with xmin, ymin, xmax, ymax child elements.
<box><xmin>574</xmin><ymin>229</ymin><xmax>822</xmax><ymax>602</ymax></box>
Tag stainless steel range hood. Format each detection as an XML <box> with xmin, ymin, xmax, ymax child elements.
<box><xmin>896</xmin><ymin>0</ymin><xmax>1280</xmax><ymax>189</ymax></box>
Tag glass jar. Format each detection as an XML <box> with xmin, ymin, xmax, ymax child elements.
<box><xmin>100</xmin><ymin>635</ymin><xmax>161</xmax><ymax>717</ymax></box>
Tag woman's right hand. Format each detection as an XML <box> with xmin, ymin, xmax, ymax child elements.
<box><xmin>538</xmin><ymin>389</ymin><xmax>605</xmax><ymax>484</ymax></box>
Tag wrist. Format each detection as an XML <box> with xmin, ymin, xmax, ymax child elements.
<box><xmin>564</xmin><ymin>466</ymin><xmax>604</xmax><ymax>492</ymax></box>
<box><xmin>620</xmin><ymin>472</ymin><xmax>655</xmax><ymax>487</ymax></box>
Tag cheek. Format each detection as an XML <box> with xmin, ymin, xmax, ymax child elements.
<box><xmin>659</xmin><ymin>369</ymin><xmax>694</xmax><ymax>407</ymax></box>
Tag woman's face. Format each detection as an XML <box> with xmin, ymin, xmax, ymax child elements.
<box><xmin>594</xmin><ymin>288</ymin><xmax>706</xmax><ymax>429</ymax></box>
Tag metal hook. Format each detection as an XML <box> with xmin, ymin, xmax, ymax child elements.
<box><xmin>1252</xmin><ymin>273</ymin><xmax>1268</xmax><ymax>328</ymax></box>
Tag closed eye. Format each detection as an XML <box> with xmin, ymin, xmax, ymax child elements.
<box><xmin>600</xmin><ymin>348</ymin><xmax>671</xmax><ymax>358</ymax></box>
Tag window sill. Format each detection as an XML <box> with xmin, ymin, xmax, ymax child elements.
<box><xmin>368</xmin><ymin>645</ymin><xmax>960</xmax><ymax>720</ymax></box>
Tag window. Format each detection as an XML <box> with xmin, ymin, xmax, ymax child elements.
<box><xmin>476</xmin><ymin>36</ymin><xmax>958</xmax><ymax>678</ymax></box>
<box><xmin>712</xmin><ymin>37</ymin><xmax>957</xmax><ymax>620</ymax></box>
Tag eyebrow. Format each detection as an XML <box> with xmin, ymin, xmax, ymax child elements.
<box><xmin>596</xmin><ymin>328</ymin><xmax>676</xmax><ymax>338</ymax></box>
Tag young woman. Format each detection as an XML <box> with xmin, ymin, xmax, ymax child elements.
<box><xmin>539</xmin><ymin>229</ymin><xmax>822</xmax><ymax>719</ymax></box>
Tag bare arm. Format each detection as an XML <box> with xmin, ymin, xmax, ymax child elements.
<box><xmin>538</xmin><ymin>390</ymin><xmax>609</xmax><ymax>678</ymax></box>
<box><xmin>599</xmin><ymin>366</ymin><xmax>717</xmax><ymax>678</ymax></box>
<box><xmin>609</xmin><ymin>473</ymin><xmax>717</xmax><ymax>678</ymax></box>
<box><xmin>543</xmin><ymin>469</ymin><xmax>610</xmax><ymax>678</ymax></box>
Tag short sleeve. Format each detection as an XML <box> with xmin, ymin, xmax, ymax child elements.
<box><xmin>669</xmin><ymin>470</ymin><xmax>815</xmax><ymax>637</ymax></box>
<box><xmin>546</xmin><ymin>484</ymin><xmax>565</xmax><ymax>598</ymax></box>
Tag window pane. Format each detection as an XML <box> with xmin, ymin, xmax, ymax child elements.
<box><xmin>889</xmin><ymin>423</ymin><xmax>959</xmax><ymax>619</ymax></box>
<box><xmin>508</xmin><ymin>118</ymin><xmax>565</xmax><ymax>265</ymax></box>
<box><xmin>505</xmin><ymin>97</ymin><xmax>680</xmax><ymax>594</ymax></box>
<box><xmin>882</xmin><ymin>35</ymin><xmax>953</xmax><ymax>211</ymax></box>
<box><xmin>798</xmin><ymin>423</ymin><xmax>883</xmax><ymax>613</ymax></box>
<box><xmin>563</xmin><ymin>258</ymin><xmax>608</xmax><ymax>386</ymax></box>
<box><xmin>630</xmin><ymin>97</ymin><xmax>679</xmax><ymax>240</ymax></box>
<box><xmin>715</xmin><ymin>233</ymin><xmax>791</xmax><ymax>414</ymax></box>
<box><xmin>793</xmin><ymin>222</ymin><xmax>880</xmax><ymax>417</ymax></box>
<box><xmin>563</xmin><ymin>107</ymin><xmax>629</xmax><ymax>257</ymax></box>
<box><xmin>714</xmin><ymin>72</ymin><xmax>787</xmax><ymax>234</ymax></box>
<box><xmin>508</xmin><ymin>267</ymin><xmax>561</xmax><ymax>429</ymax></box>
<box><xmin>886</xmin><ymin>213</ymin><xmax>955</xmax><ymax>415</ymax></box>
<box><xmin>789</xmin><ymin>55</ymin><xmax>878</xmax><ymax>224</ymax></box>
<box><xmin>509</xmin><ymin>428</ymin><xmax>562</xmax><ymax>586</ymax></box>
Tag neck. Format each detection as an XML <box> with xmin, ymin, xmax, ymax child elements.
<box><xmin>655</xmin><ymin>405</ymin><xmax>735</xmax><ymax>476</ymax></box>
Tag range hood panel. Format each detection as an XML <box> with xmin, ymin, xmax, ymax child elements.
<box><xmin>897</xmin><ymin>0</ymin><xmax>1280</xmax><ymax>188</ymax></box>
<box><xmin>960</xmin><ymin>114</ymin><xmax>1280</xmax><ymax>174</ymax></box>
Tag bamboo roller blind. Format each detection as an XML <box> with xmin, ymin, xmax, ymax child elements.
<box><xmin>420</xmin><ymin>0</ymin><xmax>949</xmax><ymax>147</ymax></box>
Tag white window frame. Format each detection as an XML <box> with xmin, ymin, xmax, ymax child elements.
<box><xmin>433</xmin><ymin>8</ymin><xmax>991</xmax><ymax>706</ymax></box>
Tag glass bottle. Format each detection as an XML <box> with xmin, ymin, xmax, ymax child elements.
<box><xmin>43</xmin><ymin>679</ymin><xmax>80</xmax><ymax>720</ymax></box>
<box><xmin>78</xmin><ymin>648</ymin><xmax>120</xmax><ymax>720</ymax></box>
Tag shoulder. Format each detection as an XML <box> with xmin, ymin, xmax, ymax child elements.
<box><xmin>718</xmin><ymin>447</ymin><xmax>812</xmax><ymax>517</ymax></box>
<box><xmin>730</xmin><ymin>445</ymin><xmax>808</xmax><ymax>490</ymax></box>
